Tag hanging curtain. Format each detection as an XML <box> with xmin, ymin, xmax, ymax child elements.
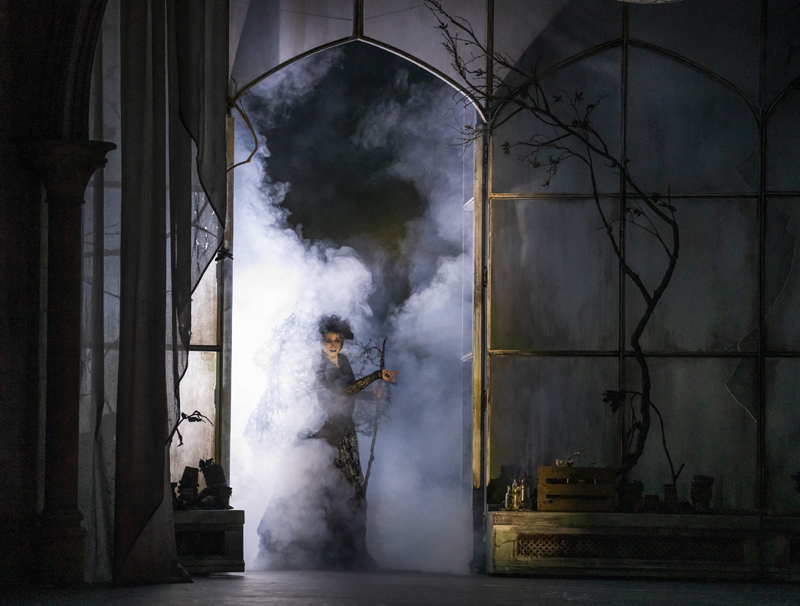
<box><xmin>79</xmin><ymin>0</ymin><xmax>120</xmax><ymax>582</ymax></box>
<box><xmin>78</xmin><ymin>0</ymin><xmax>228</xmax><ymax>583</ymax></box>
<box><xmin>167</xmin><ymin>0</ymin><xmax>228</xmax><ymax>429</ymax></box>
<box><xmin>114</xmin><ymin>0</ymin><xmax>183</xmax><ymax>582</ymax></box>
<box><xmin>174</xmin><ymin>0</ymin><xmax>229</xmax><ymax>227</ymax></box>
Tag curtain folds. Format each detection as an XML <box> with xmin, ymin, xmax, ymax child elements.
<box><xmin>166</xmin><ymin>1</ymin><xmax>193</xmax><ymax>428</ymax></box>
<box><xmin>79</xmin><ymin>0</ymin><xmax>228</xmax><ymax>583</ymax></box>
<box><xmin>174</xmin><ymin>0</ymin><xmax>229</xmax><ymax>228</ymax></box>
<box><xmin>167</xmin><ymin>0</ymin><xmax>228</xmax><ymax>428</ymax></box>
<box><xmin>115</xmin><ymin>0</ymin><xmax>180</xmax><ymax>582</ymax></box>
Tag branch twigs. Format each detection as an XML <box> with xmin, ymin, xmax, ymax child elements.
<box><xmin>427</xmin><ymin>0</ymin><xmax>681</xmax><ymax>479</ymax></box>
<box><xmin>362</xmin><ymin>398</ymin><xmax>381</xmax><ymax>500</ymax></box>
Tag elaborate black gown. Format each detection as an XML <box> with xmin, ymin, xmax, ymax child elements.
<box><xmin>256</xmin><ymin>353</ymin><xmax>379</xmax><ymax>569</ymax></box>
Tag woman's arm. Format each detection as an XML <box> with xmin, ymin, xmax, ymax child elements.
<box><xmin>344</xmin><ymin>368</ymin><xmax>399</xmax><ymax>396</ymax></box>
<box><xmin>345</xmin><ymin>370</ymin><xmax>382</xmax><ymax>396</ymax></box>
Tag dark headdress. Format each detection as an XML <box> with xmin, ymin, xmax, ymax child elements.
<box><xmin>318</xmin><ymin>314</ymin><xmax>354</xmax><ymax>340</ymax></box>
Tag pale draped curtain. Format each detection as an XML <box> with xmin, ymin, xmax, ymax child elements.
<box><xmin>79</xmin><ymin>0</ymin><xmax>228</xmax><ymax>583</ymax></box>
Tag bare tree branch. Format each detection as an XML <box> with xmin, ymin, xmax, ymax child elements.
<box><xmin>427</xmin><ymin>0</ymin><xmax>682</xmax><ymax>479</ymax></box>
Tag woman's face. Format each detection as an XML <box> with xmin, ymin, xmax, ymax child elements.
<box><xmin>322</xmin><ymin>331</ymin><xmax>343</xmax><ymax>360</ymax></box>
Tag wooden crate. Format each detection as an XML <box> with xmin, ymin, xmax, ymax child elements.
<box><xmin>537</xmin><ymin>466</ymin><xmax>616</xmax><ymax>512</ymax></box>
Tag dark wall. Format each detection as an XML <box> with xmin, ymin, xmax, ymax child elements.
<box><xmin>0</xmin><ymin>0</ymin><xmax>106</xmax><ymax>584</ymax></box>
<box><xmin>0</xmin><ymin>140</ymin><xmax>41</xmax><ymax>584</ymax></box>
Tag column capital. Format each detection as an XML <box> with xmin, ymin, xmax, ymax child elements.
<box><xmin>17</xmin><ymin>140</ymin><xmax>116</xmax><ymax>206</ymax></box>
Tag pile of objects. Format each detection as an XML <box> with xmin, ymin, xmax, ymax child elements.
<box><xmin>172</xmin><ymin>458</ymin><xmax>233</xmax><ymax>510</ymax></box>
<box><xmin>617</xmin><ymin>475</ymin><xmax>715</xmax><ymax>513</ymax></box>
<box><xmin>503</xmin><ymin>474</ymin><xmax>533</xmax><ymax>511</ymax></box>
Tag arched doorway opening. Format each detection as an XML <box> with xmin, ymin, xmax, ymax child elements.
<box><xmin>228</xmin><ymin>41</ymin><xmax>477</xmax><ymax>571</ymax></box>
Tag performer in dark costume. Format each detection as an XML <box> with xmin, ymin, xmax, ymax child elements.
<box><xmin>256</xmin><ymin>315</ymin><xmax>397</xmax><ymax>569</ymax></box>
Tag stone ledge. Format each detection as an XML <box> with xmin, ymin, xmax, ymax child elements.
<box><xmin>174</xmin><ymin>509</ymin><xmax>245</xmax><ymax>526</ymax></box>
<box><xmin>491</xmin><ymin>511</ymin><xmax>761</xmax><ymax>530</ymax></box>
<box><xmin>488</xmin><ymin>512</ymin><xmax>800</xmax><ymax>580</ymax></box>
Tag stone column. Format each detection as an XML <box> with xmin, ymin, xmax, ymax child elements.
<box><xmin>19</xmin><ymin>139</ymin><xmax>116</xmax><ymax>585</ymax></box>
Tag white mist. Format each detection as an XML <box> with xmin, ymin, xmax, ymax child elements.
<box><xmin>229</xmin><ymin>45</ymin><xmax>475</xmax><ymax>573</ymax></box>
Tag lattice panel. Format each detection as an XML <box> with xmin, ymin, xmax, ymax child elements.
<box><xmin>515</xmin><ymin>533</ymin><xmax>744</xmax><ymax>562</ymax></box>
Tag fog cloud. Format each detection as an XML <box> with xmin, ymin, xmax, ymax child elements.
<box><xmin>231</xmin><ymin>43</ymin><xmax>475</xmax><ymax>573</ymax></box>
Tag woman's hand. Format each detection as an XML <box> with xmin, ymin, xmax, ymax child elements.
<box><xmin>374</xmin><ymin>369</ymin><xmax>398</xmax><ymax>398</ymax></box>
<box><xmin>381</xmin><ymin>369</ymin><xmax>399</xmax><ymax>382</ymax></box>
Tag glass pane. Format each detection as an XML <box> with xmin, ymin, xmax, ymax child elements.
<box><xmin>766</xmin><ymin>0</ymin><xmax>800</xmax><ymax>106</ymax></box>
<box><xmin>103</xmin><ymin>187</ymin><xmax>122</xmax><ymax>341</ymax></box>
<box><xmin>189</xmin><ymin>141</ymin><xmax>224</xmax><ymax>289</ymax></box>
<box><xmin>462</xmin><ymin>200</ymin><xmax>475</xmax><ymax>358</ymax></box>
<box><xmin>191</xmin><ymin>263</ymin><xmax>218</xmax><ymax>346</ymax></box>
<box><xmin>766</xmin><ymin>199</ymin><xmax>800</xmax><ymax>351</ymax></box>
<box><xmin>490</xmin><ymin>198</ymin><xmax>619</xmax><ymax>352</ymax></box>
<box><xmin>104</xmin><ymin>350</ymin><xmax>119</xmax><ymax>414</ymax></box>
<box><xmin>626</xmin><ymin>198</ymin><xmax>758</xmax><ymax>352</ymax></box>
<box><xmin>627</xmin><ymin>47</ymin><xmax>759</xmax><ymax>195</ymax></box>
<box><xmin>492</xmin><ymin>48</ymin><xmax>622</xmax><ymax>195</ymax></box>
<box><xmin>629</xmin><ymin>0</ymin><xmax>760</xmax><ymax>103</ymax></box>
<box><xmin>170</xmin><ymin>351</ymin><xmax>217</xmax><ymax>485</ymax></box>
<box><xmin>364</xmin><ymin>0</ymin><xmax>487</xmax><ymax>94</ymax></box>
<box><xmin>488</xmin><ymin>356</ymin><xmax>618</xmax><ymax>503</ymax></box>
<box><xmin>495</xmin><ymin>0</ymin><xmax>622</xmax><ymax>87</ymax></box>
<box><xmin>766</xmin><ymin>358</ymin><xmax>800</xmax><ymax>515</ymax></box>
<box><xmin>81</xmin><ymin>186</ymin><xmax>101</xmax><ymax>435</ymax></box>
<box><xmin>99</xmin><ymin>10</ymin><xmax>122</xmax><ymax>186</ymax></box>
<box><xmin>766</xmin><ymin>88</ymin><xmax>800</xmax><ymax>192</ymax></box>
<box><xmin>462</xmin><ymin>357</ymin><xmax>473</xmax><ymax>494</ymax></box>
<box><xmin>624</xmin><ymin>357</ymin><xmax>758</xmax><ymax>512</ymax></box>
<box><xmin>231</xmin><ymin>0</ymin><xmax>354</xmax><ymax>94</ymax></box>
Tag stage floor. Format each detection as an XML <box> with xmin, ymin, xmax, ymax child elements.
<box><xmin>3</xmin><ymin>569</ymin><xmax>800</xmax><ymax>606</ymax></box>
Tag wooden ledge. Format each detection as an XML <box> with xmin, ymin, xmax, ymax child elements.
<box><xmin>490</xmin><ymin>511</ymin><xmax>762</xmax><ymax>531</ymax></box>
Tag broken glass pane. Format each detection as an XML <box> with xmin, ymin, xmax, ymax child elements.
<box><xmin>624</xmin><ymin>357</ymin><xmax>758</xmax><ymax>512</ymax></box>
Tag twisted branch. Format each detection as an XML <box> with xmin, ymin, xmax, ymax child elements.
<box><xmin>427</xmin><ymin>0</ymin><xmax>681</xmax><ymax>476</ymax></box>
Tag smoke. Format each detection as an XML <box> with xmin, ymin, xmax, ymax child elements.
<box><xmin>230</xmin><ymin>43</ymin><xmax>475</xmax><ymax>573</ymax></box>
<box><xmin>243</xmin><ymin>46</ymin><xmax>345</xmax><ymax>130</ymax></box>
